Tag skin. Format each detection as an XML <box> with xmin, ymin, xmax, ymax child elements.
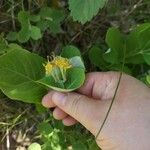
<box><xmin>42</xmin><ymin>72</ymin><xmax>150</xmax><ymax>150</ymax></box>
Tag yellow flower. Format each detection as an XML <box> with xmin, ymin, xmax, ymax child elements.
<box><xmin>43</xmin><ymin>55</ymin><xmax>72</xmax><ymax>83</ymax></box>
<box><xmin>43</xmin><ymin>61</ymin><xmax>53</xmax><ymax>75</ymax></box>
<box><xmin>53</xmin><ymin>56</ymin><xmax>72</xmax><ymax>70</ymax></box>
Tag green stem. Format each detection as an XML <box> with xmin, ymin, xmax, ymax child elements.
<box><xmin>95</xmin><ymin>72</ymin><xmax>122</xmax><ymax>140</ymax></box>
<box><xmin>90</xmin><ymin>43</ymin><xmax>126</xmax><ymax>149</ymax></box>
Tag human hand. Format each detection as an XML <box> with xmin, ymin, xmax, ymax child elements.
<box><xmin>42</xmin><ymin>72</ymin><xmax>150</xmax><ymax>150</ymax></box>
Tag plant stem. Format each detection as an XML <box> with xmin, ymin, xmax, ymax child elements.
<box><xmin>90</xmin><ymin>43</ymin><xmax>126</xmax><ymax>149</ymax></box>
<box><xmin>95</xmin><ymin>72</ymin><xmax>122</xmax><ymax>140</ymax></box>
<box><xmin>11</xmin><ymin>0</ymin><xmax>16</xmax><ymax>31</ymax></box>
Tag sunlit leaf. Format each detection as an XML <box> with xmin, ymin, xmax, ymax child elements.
<box><xmin>61</xmin><ymin>45</ymin><xmax>81</xmax><ymax>58</ymax></box>
<box><xmin>104</xmin><ymin>27</ymin><xmax>125</xmax><ymax>64</ymax></box>
<box><xmin>37</xmin><ymin>68</ymin><xmax>85</xmax><ymax>92</ymax></box>
<box><xmin>30</xmin><ymin>26</ymin><xmax>42</xmax><ymax>40</ymax></box>
<box><xmin>28</xmin><ymin>143</ymin><xmax>42</xmax><ymax>150</ymax></box>
<box><xmin>0</xmin><ymin>48</ymin><xmax>47</xmax><ymax>103</ymax></box>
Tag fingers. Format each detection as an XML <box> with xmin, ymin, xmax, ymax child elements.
<box><xmin>42</xmin><ymin>91</ymin><xmax>56</xmax><ymax>108</ymax></box>
<box><xmin>45</xmin><ymin>90</ymin><xmax>109</xmax><ymax>135</ymax></box>
<box><xmin>41</xmin><ymin>72</ymin><xmax>119</xmax><ymax>135</ymax></box>
<box><xmin>53</xmin><ymin>107</ymin><xmax>67</xmax><ymax>120</ymax></box>
<box><xmin>53</xmin><ymin>107</ymin><xmax>78</xmax><ymax>126</ymax></box>
<box><xmin>78</xmin><ymin>72</ymin><xmax>120</xmax><ymax>100</ymax></box>
<box><xmin>42</xmin><ymin>91</ymin><xmax>78</xmax><ymax>126</ymax></box>
<box><xmin>62</xmin><ymin>116</ymin><xmax>78</xmax><ymax>126</ymax></box>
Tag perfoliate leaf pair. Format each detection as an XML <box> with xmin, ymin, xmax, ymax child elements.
<box><xmin>38</xmin><ymin>46</ymin><xmax>85</xmax><ymax>92</ymax></box>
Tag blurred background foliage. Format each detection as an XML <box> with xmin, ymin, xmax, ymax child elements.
<box><xmin>0</xmin><ymin>0</ymin><xmax>150</xmax><ymax>149</ymax></box>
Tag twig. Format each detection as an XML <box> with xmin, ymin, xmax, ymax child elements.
<box><xmin>124</xmin><ymin>0</ymin><xmax>143</xmax><ymax>18</ymax></box>
<box><xmin>6</xmin><ymin>128</ymin><xmax>10</xmax><ymax>150</ymax></box>
<box><xmin>11</xmin><ymin>0</ymin><xmax>16</xmax><ymax>31</ymax></box>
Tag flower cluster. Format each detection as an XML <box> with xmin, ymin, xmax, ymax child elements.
<box><xmin>43</xmin><ymin>55</ymin><xmax>72</xmax><ymax>83</ymax></box>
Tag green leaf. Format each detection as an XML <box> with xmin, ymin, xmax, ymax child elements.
<box><xmin>37</xmin><ymin>68</ymin><xmax>85</xmax><ymax>92</ymax></box>
<box><xmin>69</xmin><ymin>56</ymin><xmax>85</xmax><ymax>69</ymax></box>
<box><xmin>37</xmin><ymin>20</ymin><xmax>49</xmax><ymax>31</ymax></box>
<box><xmin>29</xmin><ymin>15</ymin><xmax>41</xmax><ymax>22</ymax></box>
<box><xmin>38</xmin><ymin>122</ymin><xmax>53</xmax><ymax>135</ymax></box>
<box><xmin>88</xmin><ymin>140</ymin><xmax>100</xmax><ymax>150</ymax></box>
<box><xmin>143</xmin><ymin>53</ymin><xmax>150</xmax><ymax>65</ymax></box>
<box><xmin>28</xmin><ymin>143</ymin><xmax>42</xmax><ymax>150</ymax></box>
<box><xmin>0</xmin><ymin>48</ymin><xmax>47</xmax><ymax>103</ymax></box>
<box><xmin>18</xmin><ymin>11</ymin><xmax>30</xmax><ymax>28</ymax></box>
<box><xmin>17</xmin><ymin>28</ymin><xmax>30</xmax><ymax>43</ymax></box>
<box><xmin>146</xmin><ymin>75</ymin><xmax>150</xmax><ymax>84</ymax></box>
<box><xmin>38</xmin><ymin>7</ymin><xmax>65</xmax><ymax>34</ymax></box>
<box><xmin>6</xmin><ymin>32</ymin><xmax>18</xmax><ymax>41</ymax></box>
<box><xmin>103</xmin><ymin>48</ymin><xmax>118</xmax><ymax>64</ymax></box>
<box><xmin>104</xmin><ymin>27</ymin><xmax>125</xmax><ymax>64</ymax></box>
<box><xmin>89</xmin><ymin>46</ymin><xmax>107</xmax><ymax>69</ymax></box>
<box><xmin>47</xmin><ymin>21</ymin><xmax>62</xmax><ymax>33</ymax></box>
<box><xmin>17</xmin><ymin>11</ymin><xmax>42</xmax><ymax>43</ymax></box>
<box><xmin>30</xmin><ymin>26</ymin><xmax>42</xmax><ymax>40</ymax></box>
<box><xmin>68</xmin><ymin>0</ymin><xmax>107</xmax><ymax>24</ymax></box>
<box><xmin>125</xmin><ymin>23</ymin><xmax>150</xmax><ymax>64</ymax></box>
<box><xmin>61</xmin><ymin>45</ymin><xmax>81</xmax><ymax>58</ymax></box>
<box><xmin>72</xmin><ymin>142</ymin><xmax>87</xmax><ymax>150</ymax></box>
<box><xmin>8</xmin><ymin>43</ymin><xmax>23</xmax><ymax>50</ymax></box>
<box><xmin>35</xmin><ymin>104</ymin><xmax>47</xmax><ymax>113</ymax></box>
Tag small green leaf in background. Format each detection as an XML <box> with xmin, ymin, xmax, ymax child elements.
<box><xmin>7</xmin><ymin>11</ymin><xmax>42</xmax><ymax>43</ymax></box>
<box><xmin>38</xmin><ymin>122</ymin><xmax>53</xmax><ymax>135</ymax></box>
<box><xmin>17</xmin><ymin>28</ymin><xmax>30</xmax><ymax>43</ymax></box>
<box><xmin>28</xmin><ymin>143</ymin><xmax>42</xmax><ymax>150</ymax></box>
<box><xmin>89</xmin><ymin>46</ymin><xmax>107</xmax><ymax>70</ymax></box>
<box><xmin>35</xmin><ymin>104</ymin><xmax>47</xmax><ymax>113</ymax></box>
<box><xmin>29</xmin><ymin>14</ymin><xmax>41</xmax><ymax>22</ymax></box>
<box><xmin>17</xmin><ymin>11</ymin><xmax>42</xmax><ymax>43</ymax></box>
<box><xmin>6</xmin><ymin>32</ymin><xmax>18</xmax><ymax>41</ymax></box>
<box><xmin>146</xmin><ymin>75</ymin><xmax>150</xmax><ymax>84</ymax></box>
<box><xmin>69</xmin><ymin>0</ymin><xmax>107</xmax><ymax>24</ymax></box>
<box><xmin>38</xmin><ymin>7</ymin><xmax>65</xmax><ymax>34</ymax></box>
<box><xmin>61</xmin><ymin>45</ymin><xmax>81</xmax><ymax>58</ymax></box>
<box><xmin>104</xmin><ymin>27</ymin><xmax>125</xmax><ymax>64</ymax></box>
<box><xmin>0</xmin><ymin>48</ymin><xmax>47</xmax><ymax>103</ymax></box>
<box><xmin>30</xmin><ymin>26</ymin><xmax>42</xmax><ymax>40</ymax></box>
<box><xmin>18</xmin><ymin>11</ymin><xmax>30</xmax><ymax>28</ymax></box>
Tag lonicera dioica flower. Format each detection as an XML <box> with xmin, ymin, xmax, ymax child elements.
<box><xmin>43</xmin><ymin>55</ymin><xmax>72</xmax><ymax>83</ymax></box>
<box><xmin>39</xmin><ymin>46</ymin><xmax>85</xmax><ymax>92</ymax></box>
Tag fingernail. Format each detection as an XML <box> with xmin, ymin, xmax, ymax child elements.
<box><xmin>52</xmin><ymin>92</ymin><xmax>67</xmax><ymax>106</ymax></box>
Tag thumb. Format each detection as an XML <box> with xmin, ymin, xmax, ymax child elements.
<box><xmin>50</xmin><ymin>91</ymin><xmax>109</xmax><ymax>136</ymax></box>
